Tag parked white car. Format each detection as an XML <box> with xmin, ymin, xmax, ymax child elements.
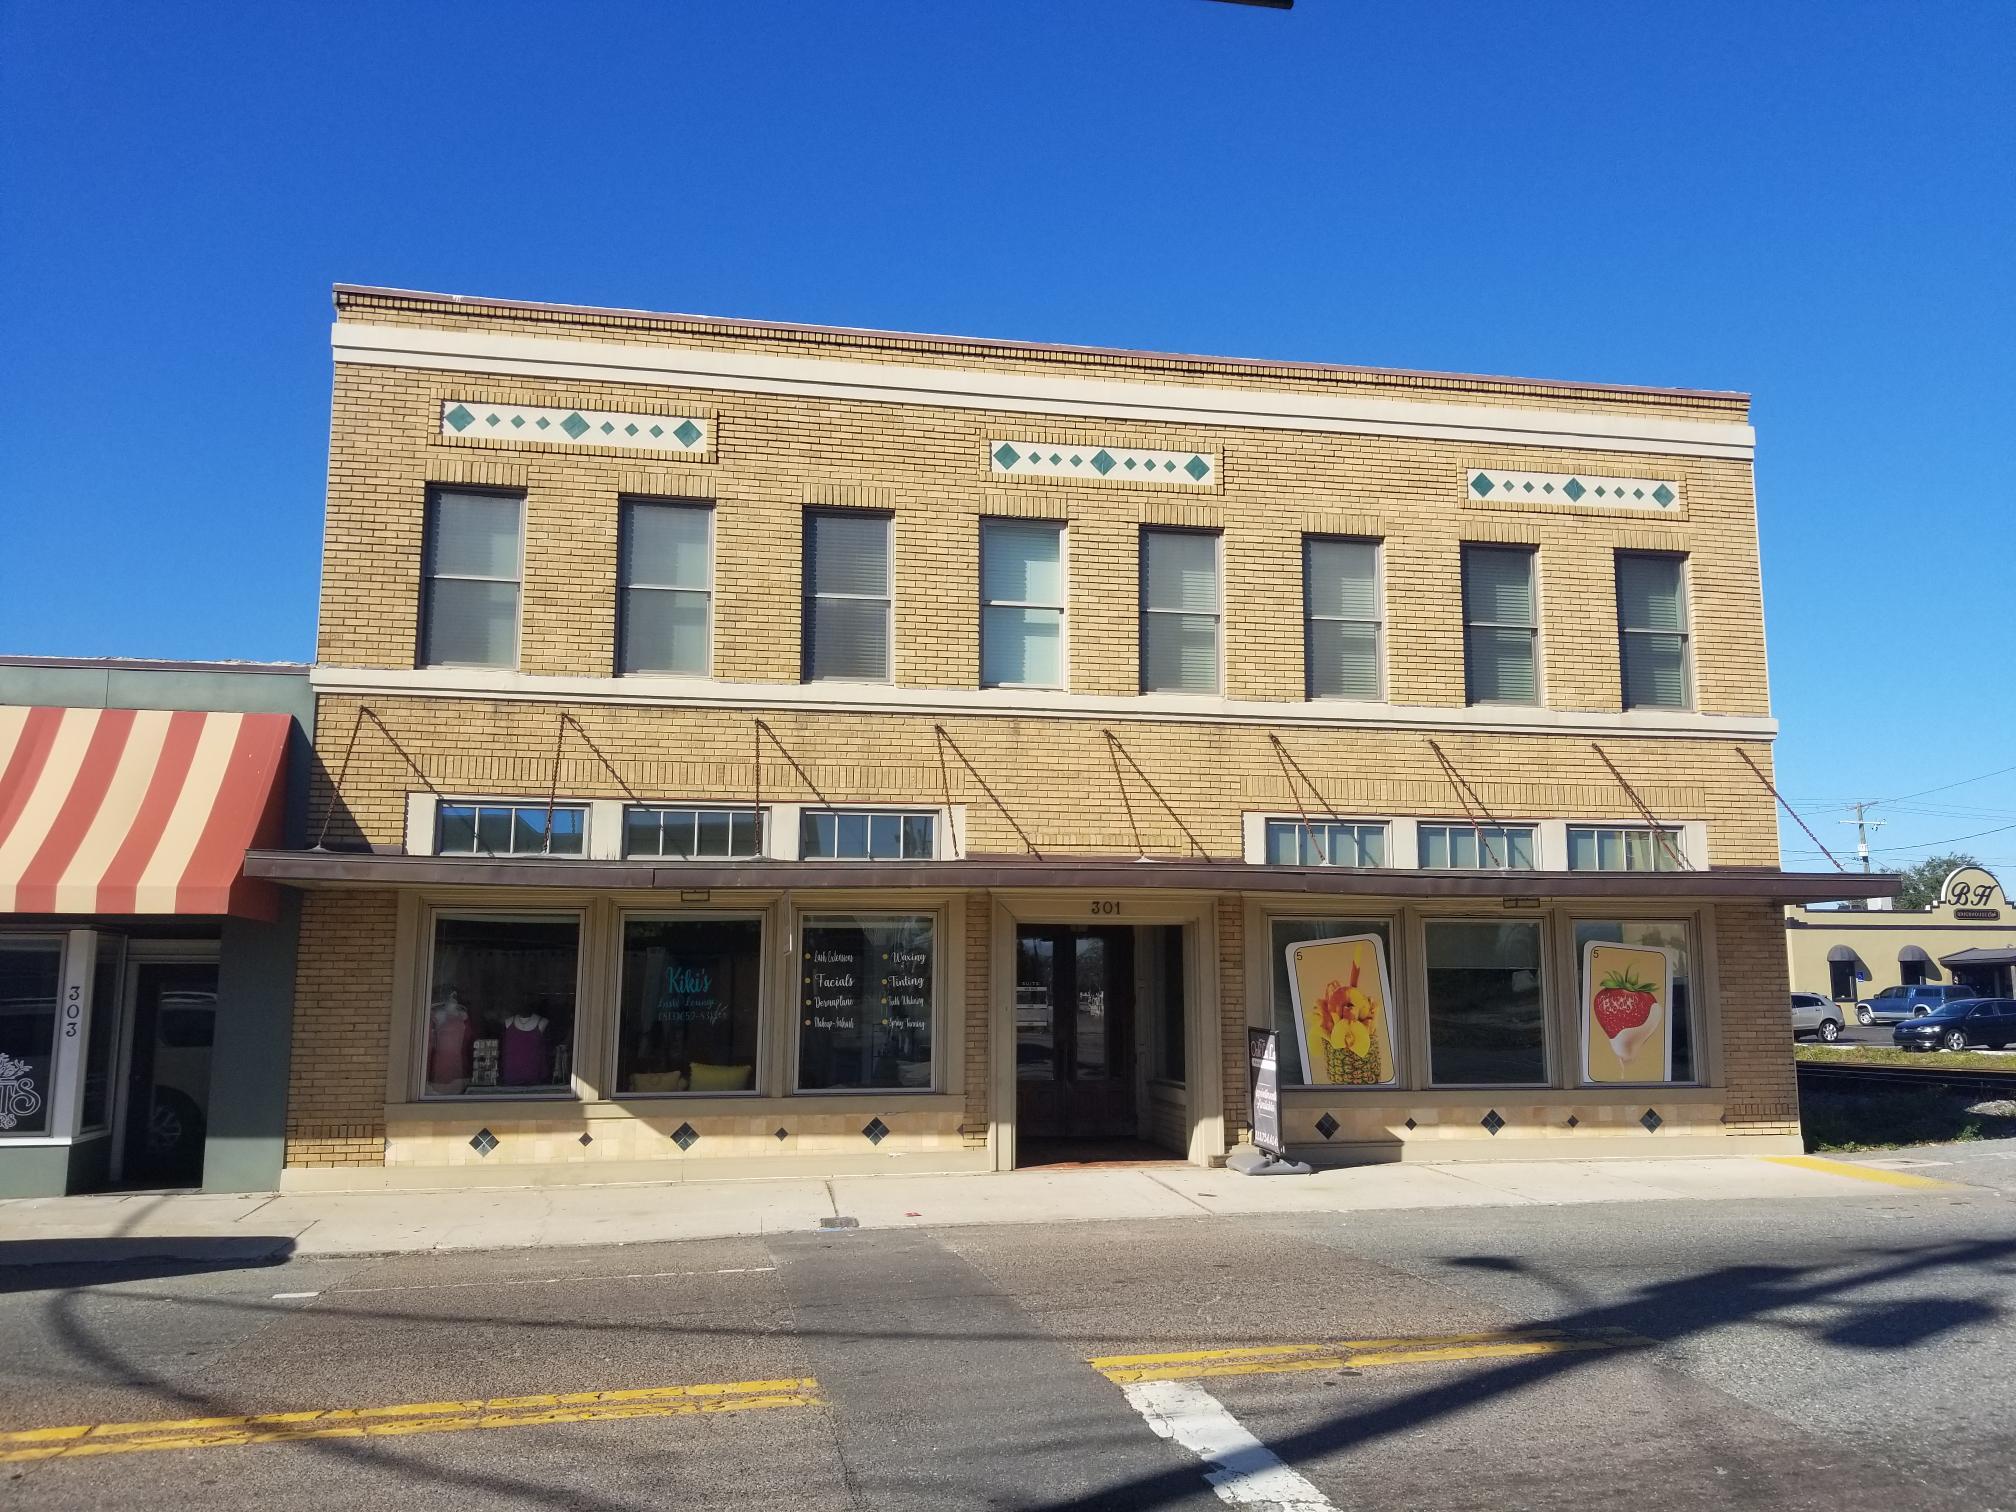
<box><xmin>1791</xmin><ymin>991</ymin><xmax>1844</xmax><ymax>1043</ymax></box>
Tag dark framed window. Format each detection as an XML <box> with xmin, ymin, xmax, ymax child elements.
<box><xmin>1140</xmin><ymin>528</ymin><xmax>1222</xmax><ymax>693</ymax></box>
<box><xmin>1573</xmin><ymin>918</ymin><xmax>1695</xmax><ymax>1083</ymax></box>
<box><xmin>0</xmin><ymin>936</ymin><xmax>62</xmax><ymax>1137</ymax></box>
<box><xmin>1304</xmin><ymin>537</ymin><xmax>1382</xmax><ymax>699</ymax></box>
<box><xmin>800</xmin><ymin>810</ymin><xmax>936</xmax><ymax>860</ymax></box>
<box><xmin>1265</xmin><ymin>819</ymin><xmax>1387</xmax><ymax>867</ymax></box>
<box><xmin>616</xmin><ymin>917</ymin><xmax>763</xmax><ymax>1095</ymax></box>
<box><xmin>1461</xmin><ymin>545</ymin><xmax>1538</xmax><ymax>705</ymax></box>
<box><xmin>797</xmin><ymin>914</ymin><xmax>935</xmax><ymax>1091</ymax></box>
<box><xmin>803</xmin><ymin>510</ymin><xmax>892</xmax><ymax>682</ymax></box>
<box><xmin>1417</xmin><ymin>824</ymin><xmax>1536</xmax><ymax>870</ymax></box>
<box><xmin>619</xmin><ymin>499</ymin><xmax>712</xmax><ymax>675</ymax></box>
<box><xmin>623</xmin><ymin>806</ymin><xmax>762</xmax><ymax>860</ymax></box>
<box><xmin>1269</xmin><ymin>918</ymin><xmax>1394</xmax><ymax>1088</ymax></box>
<box><xmin>980</xmin><ymin>519</ymin><xmax>1066</xmax><ymax>687</ymax></box>
<box><xmin>424</xmin><ymin>916</ymin><xmax>580</xmax><ymax>1097</ymax></box>
<box><xmin>1567</xmin><ymin>825</ymin><xmax>1685</xmax><ymax>872</ymax></box>
<box><xmin>421</xmin><ymin>488</ymin><xmax>522</xmax><ymax>668</ymax></box>
<box><xmin>1424</xmin><ymin>920</ymin><xmax>1547</xmax><ymax>1086</ymax></box>
<box><xmin>436</xmin><ymin>803</ymin><xmax>586</xmax><ymax>857</ymax></box>
<box><xmin>1616</xmin><ymin>552</ymin><xmax>1691</xmax><ymax>710</ymax></box>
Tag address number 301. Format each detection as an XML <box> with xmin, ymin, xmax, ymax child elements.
<box><xmin>1089</xmin><ymin>901</ymin><xmax>1122</xmax><ymax>917</ymax></box>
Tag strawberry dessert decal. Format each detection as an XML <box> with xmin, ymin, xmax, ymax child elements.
<box><xmin>1592</xmin><ymin>968</ymin><xmax>1657</xmax><ymax>1040</ymax></box>
<box><xmin>1581</xmin><ymin>941</ymin><xmax>1674</xmax><ymax>1082</ymax></box>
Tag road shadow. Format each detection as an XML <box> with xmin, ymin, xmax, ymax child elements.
<box><xmin>0</xmin><ymin>1236</ymin><xmax>295</xmax><ymax>1293</ymax></box>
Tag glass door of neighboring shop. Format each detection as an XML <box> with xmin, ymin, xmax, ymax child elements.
<box><xmin>1015</xmin><ymin>926</ymin><xmax>1135</xmax><ymax>1140</ymax></box>
<box><xmin>119</xmin><ymin>962</ymin><xmax>218</xmax><ymax>1188</ymax></box>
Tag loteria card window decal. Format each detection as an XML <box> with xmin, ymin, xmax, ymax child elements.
<box><xmin>1286</xmin><ymin>934</ymin><xmax>1399</xmax><ymax>1087</ymax></box>
<box><xmin>1581</xmin><ymin>939</ymin><xmax>1677</xmax><ymax>1083</ymax></box>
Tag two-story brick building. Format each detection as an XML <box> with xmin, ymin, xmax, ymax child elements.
<box><xmin>246</xmin><ymin>285</ymin><xmax>1886</xmax><ymax>1190</ymax></box>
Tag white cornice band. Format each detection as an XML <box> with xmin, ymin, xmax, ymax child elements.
<box><xmin>332</xmin><ymin>323</ymin><xmax>1756</xmax><ymax>462</ymax></box>
<box><xmin>310</xmin><ymin>665</ymin><xmax>1777</xmax><ymax>742</ymax></box>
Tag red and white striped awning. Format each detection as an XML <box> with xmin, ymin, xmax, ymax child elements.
<box><xmin>0</xmin><ymin>706</ymin><xmax>291</xmax><ymax>920</ymax></box>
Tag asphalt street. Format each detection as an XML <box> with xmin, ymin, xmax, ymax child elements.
<box><xmin>4</xmin><ymin>1169</ymin><xmax>2015</xmax><ymax>1511</ymax></box>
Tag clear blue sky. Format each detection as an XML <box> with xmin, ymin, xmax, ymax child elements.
<box><xmin>3</xmin><ymin>1</ymin><xmax>2011</xmax><ymax>873</ymax></box>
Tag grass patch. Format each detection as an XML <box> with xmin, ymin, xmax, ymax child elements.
<box><xmin>1801</xmin><ymin>1086</ymin><xmax>2016</xmax><ymax>1153</ymax></box>
<box><xmin>1796</xmin><ymin>1044</ymin><xmax>1998</xmax><ymax>1072</ymax></box>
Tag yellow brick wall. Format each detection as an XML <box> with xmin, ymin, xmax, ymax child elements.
<box><xmin>284</xmin><ymin>890</ymin><xmax>397</xmax><ymax>1166</ymax></box>
<box><xmin>1714</xmin><ymin>901</ymin><xmax>1801</xmax><ymax>1135</ymax></box>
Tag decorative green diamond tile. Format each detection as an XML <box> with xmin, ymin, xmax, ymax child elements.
<box><xmin>988</xmin><ymin>439</ymin><xmax>1219</xmax><ymax>487</ymax></box>
<box><xmin>440</xmin><ymin>402</ymin><xmax>709</xmax><ymax>454</ymax></box>
<box><xmin>1092</xmin><ymin>449</ymin><xmax>1116</xmax><ymax>475</ymax></box>
<box><xmin>1466</xmin><ymin>469</ymin><xmax>1681</xmax><ymax>513</ymax></box>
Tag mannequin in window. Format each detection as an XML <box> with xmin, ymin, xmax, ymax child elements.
<box><xmin>499</xmin><ymin>1012</ymin><xmax>551</xmax><ymax>1087</ymax></box>
<box><xmin>428</xmin><ymin>990</ymin><xmax>474</xmax><ymax>1093</ymax></box>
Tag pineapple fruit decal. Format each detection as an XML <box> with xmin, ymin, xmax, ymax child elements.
<box><xmin>1287</xmin><ymin>935</ymin><xmax>1397</xmax><ymax>1087</ymax></box>
<box><xmin>1582</xmin><ymin>942</ymin><xmax>1673</xmax><ymax>1082</ymax></box>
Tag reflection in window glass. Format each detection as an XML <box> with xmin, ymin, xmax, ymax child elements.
<box><xmin>981</xmin><ymin>519</ymin><xmax>1065</xmax><ymax>687</ymax></box>
<box><xmin>1574</xmin><ymin>919</ymin><xmax>1694</xmax><ymax>1082</ymax></box>
<box><xmin>1425</xmin><ymin>921</ymin><xmax>1546</xmax><ymax>1086</ymax></box>
<box><xmin>425</xmin><ymin>918</ymin><xmax>580</xmax><ymax>1097</ymax></box>
<box><xmin>1567</xmin><ymin>826</ymin><xmax>1684</xmax><ymax>872</ymax></box>
<box><xmin>1265</xmin><ymin>820</ymin><xmax>1387</xmax><ymax>867</ymax></box>
<box><xmin>798</xmin><ymin>916</ymin><xmax>934</xmax><ymax>1090</ymax></box>
<box><xmin>1269</xmin><ymin>919</ymin><xmax>1393</xmax><ymax>1087</ymax></box>
<box><xmin>617</xmin><ymin>918</ymin><xmax>762</xmax><ymax>1094</ymax></box>
<box><xmin>1417</xmin><ymin>824</ymin><xmax>1535</xmax><ymax>870</ymax></box>
<box><xmin>624</xmin><ymin>807</ymin><xmax>762</xmax><ymax>859</ymax></box>
<box><xmin>437</xmin><ymin>804</ymin><xmax>586</xmax><ymax>857</ymax></box>
<box><xmin>0</xmin><ymin>937</ymin><xmax>61</xmax><ymax>1136</ymax></box>
<box><xmin>800</xmin><ymin>811</ymin><xmax>935</xmax><ymax>860</ymax></box>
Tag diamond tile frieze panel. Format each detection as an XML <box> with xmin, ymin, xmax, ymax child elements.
<box><xmin>440</xmin><ymin>401</ymin><xmax>710</xmax><ymax>454</ymax></box>
<box><xmin>990</xmin><ymin>439</ymin><xmax>1216</xmax><ymax>486</ymax></box>
<box><xmin>1466</xmin><ymin>468</ymin><xmax>1679</xmax><ymax>511</ymax></box>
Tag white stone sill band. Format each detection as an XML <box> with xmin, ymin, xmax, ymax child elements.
<box><xmin>311</xmin><ymin>665</ymin><xmax>1778</xmax><ymax>743</ymax></box>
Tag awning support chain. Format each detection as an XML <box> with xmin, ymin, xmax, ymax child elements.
<box><xmin>931</xmin><ymin>725</ymin><xmax>1042</xmax><ymax>860</ymax></box>
<box><xmin>1590</xmin><ymin>743</ymin><xmax>1692</xmax><ymax>871</ymax></box>
<box><xmin>1267</xmin><ymin>733</ymin><xmax>1350</xmax><ymax>865</ymax></box>
<box><xmin>1105</xmin><ymin>731</ymin><xmax>1146</xmax><ymax>859</ymax></box>
<box><xmin>1425</xmin><ymin>738</ymin><xmax>1503</xmax><ymax>869</ymax></box>
<box><xmin>312</xmin><ymin>705</ymin><xmax>448</xmax><ymax>852</ymax></box>
<box><xmin>934</xmin><ymin>730</ymin><xmax>961</xmax><ymax>859</ymax></box>
<box><xmin>754</xmin><ymin>719</ymin><xmax>841</xmax><ymax>815</ymax></box>
<box><xmin>1102</xmin><ymin>730</ymin><xmax>1211</xmax><ymax>861</ymax></box>
<box><xmin>541</xmin><ymin>717</ymin><xmax>566</xmax><ymax>855</ymax></box>
<box><xmin>558</xmin><ymin>714</ymin><xmax>647</xmax><ymax>805</ymax></box>
<box><xmin>540</xmin><ymin>713</ymin><xmax>651</xmax><ymax>851</ymax></box>
<box><xmin>1737</xmin><ymin>747</ymin><xmax>1847</xmax><ymax>872</ymax></box>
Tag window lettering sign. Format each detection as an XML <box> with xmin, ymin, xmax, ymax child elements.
<box><xmin>799</xmin><ymin>916</ymin><xmax>935</xmax><ymax>1091</ymax></box>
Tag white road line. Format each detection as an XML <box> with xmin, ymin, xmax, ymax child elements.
<box><xmin>270</xmin><ymin>1292</ymin><xmax>320</xmax><ymax>1300</ymax></box>
<box><xmin>1122</xmin><ymin>1378</ymin><xmax>1337</xmax><ymax>1511</ymax></box>
<box><xmin>326</xmin><ymin>1265</ymin><xmax>778</xmax><ymax>1297</ymax></box>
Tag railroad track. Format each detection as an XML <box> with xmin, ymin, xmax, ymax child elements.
<box><xmin>1797</xmin><ymin>1059</ymin><xmax>2016</xmax><ymax>1097</ymax></box>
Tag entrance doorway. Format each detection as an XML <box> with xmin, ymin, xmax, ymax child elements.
<box><xmin>119</xmin><ymin>962</ymin><xmax>218</xmax><ymax>1188</ymax></box>
<box><xmin>1016</xmin><ymin>925</ymin><xmax>1137</xmax><ymax>1142</ymax></box>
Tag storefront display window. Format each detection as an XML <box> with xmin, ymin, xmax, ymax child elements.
<box><xmin>1269</xmin><ymin>919</ymin><xmax>1393</xmax><ymax>1087</ymax></box>
<box><xmin>0</xmin><ymin>937</ymin><xmax>61</xmax><ymax>1136</ymax></box>
<box><xmin>1424</xmin><ymin>920</ymin><xmax>1547</xmax><ymax>1086</ymax></box>
<box><xmin>1574</xmin><ymin>919</ymin><xmax>1694</xmax><ymax>1084</ymax></box>
<box><xmin>617</xmin><ymin>918</ymin><xmax>763</xmax><ymax>1094</ymax></box>
<box><xmin>425</xmin><ymin>917</ymin><xmax>580</xmax><ymax>1097</ymax></box>
<box><xmin>797</xmin><ymin>914</ymin><xmax>934</xmax><ymax>1091</ymax></box>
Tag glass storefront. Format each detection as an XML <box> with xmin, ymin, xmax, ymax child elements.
<box><xmin>797</xmin><ymin>915</ymin><xmax>935</xmax><ymax>1091</ymax></box>
<box><xmin>0</xmin><ymin>936</ymin><xmax>61</xmax><ymax>1136</ymax></box>
<box><xmin>425</xmin><ymin>917</ymin><xmax>581</xmax><ymax>1096</ymax></box>
<box><xmin>617</xmin><ymin>918</ymin><xmax>763</xmax><ymax>1094</ymax></box>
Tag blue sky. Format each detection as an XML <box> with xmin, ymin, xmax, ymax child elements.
<box><xmin>2</xmin><ymin>1</ymin><xmax>2011</xmax><ymax>872</ymax></box>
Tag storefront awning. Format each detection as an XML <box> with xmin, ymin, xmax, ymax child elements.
<box><xmin>0</xmin><ymin>706</ymin><xmax>291</xmax><ymax>919</ymax></box>
<box><xmin>1941</xmin><ymin>947</ymin><xmax>2016</xmax><ymax>967</ymax></box>
<box><xmin>241</xmin><ymin>849</ymin><xmax>1898</xmax><ymax>904</ymax></box>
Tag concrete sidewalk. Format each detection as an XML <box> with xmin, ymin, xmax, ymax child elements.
<box><xmin>0</xmin><ymin>1153</ymin><xmax>1977</xmax><ymax>1267</ymax></box>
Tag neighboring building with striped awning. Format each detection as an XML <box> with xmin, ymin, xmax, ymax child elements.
<box><xmin>0</xmin><ymin>658</ymin><xmax>311</xmax><ymax>1199</ymax></box>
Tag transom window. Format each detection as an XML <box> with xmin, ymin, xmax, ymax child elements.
<box><xmin>1140</xmin><ymin>528</ymin><xmax>1222</xmax><ymax>694</ymax></box>
<box><xmin>1567</xmin><ymin>825</ymin><xmax>1685</xmax><ymax>872</ymax></box>
<box><xmin>437</xmin><ymin>803</ymin><xmax>586</xmax><ymax>857</ymax></box>
<box><xmin>624</xmin><ymin>807</ymin><xmax>762</xmax><ymax>860</ymax></box>
<box><xmin>803</xmin><ymin>510</ymin><xmax>893</xmax><ymax>682</ymax></box>
<box><xmin>1417</xmin><ymin>823</ymin><xmax>1536</xmax><ymax>870</ymax></box>
<box><xmin>1615</xmin><ymin>553</ymin><xmax>1692</xmax><ymax>710</ymax></box>
<box><xmin>981</xmin><ymin>519</ymin><xmax>1065</xmax><ymax>687</ymax></box>
<box><xmin>619</xmin><ymin>499</ymin><xmax>713</xmax><ymax>675</ymax></box>
<box><xmin>421</xmin><ymin>488</ymin><xmax>522</xmax><ymax>669</ymax></box>
<box><xmin>1461</xmin><ymin>544</ymin><xmax>1539</xmax><ymax>705</ymax></box>
<box><xmin>1265</xmin><ymin>819</ymin><xmax>1388</xmax><ymax>867</ymax></box>
<box><xmin>1304</xmin><ymin>537</ymin><xmax>1383</xmax><ymax>700</ymax></box>
<box><xmin>800</xmin><ymin>810</ymin><xmax>936</xmax><ymax>860</ymax></box>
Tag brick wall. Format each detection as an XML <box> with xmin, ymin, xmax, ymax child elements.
<box><xmin>284</xmin><ymin>889</ymin><xmax>397</xmax><ymax>1166</ymax></box>
<box><xmin>1716</xmin><ymin>901</ymin><xmax>1800</xmax><ymax>1135</ymax></box>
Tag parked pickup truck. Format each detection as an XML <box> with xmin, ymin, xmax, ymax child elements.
<box><xmin>1856</xmin><ymin>983</ymin><xmax>1979</xmax><ymax>1025</ymax></box>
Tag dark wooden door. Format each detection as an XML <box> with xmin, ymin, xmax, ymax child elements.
<box><xmin>1015</xmin><ymin>926</ymin><xmax>1135</xmax><ymax>1140</ymax></box>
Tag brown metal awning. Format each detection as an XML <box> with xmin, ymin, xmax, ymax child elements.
<box><xmin>243</xmin><ymin>850</ymin><xmax>1897</xmax><ymax>904</ymax></box>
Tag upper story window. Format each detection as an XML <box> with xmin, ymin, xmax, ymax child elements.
<box><xmin>1418</xmin><ymin>823</ymin><xmax>1536</xmax><ymax>870</ymax></box>
<box><xmin>1265</xmin><ymin>818</ymin><xmax>1387</xmax><ymax>867</ymax></box>
<box><xmin>801</xmin><ymin>809</ymin><xmax>936</xmax><ymax>860</ymax></box>
<box><xmin>421</xmin><ymin>488</ymin><xmax>522</xmax><ymax>669</ymax></box>
<box><xmin>980</xmin><ymin>519</ymin><xmax>1065</xmax><ymax>688</ymax></box>
<box><xmin>803</xmin><ymin>510</ymin><xmax>892</xmax><ymax>682</ymax></box>
<box><xmin>438</xmin><ymin>802</ymin><xmax>586</xmax><ymax>857</ymax></box>
<box><xmin>619</xmin><ymin>499</ymin><xmax>712</xmax><ymax>675</ymax></box>
<box><xmin>1568</xmin><ymin>825</ymin><xmax>1685</xmax><ymax>872</ymax></box>
<box><xmin>1304</xmin><ymin>538</ymin><xmax>1382</xmax><ymax>700</ymax></box>
<box><xmin>623</xmin><ymin>806</ymin><xmax>762</xmax><ymax>860</ymax></box>
<box><xmin>1140</xmin><ymin>528</ymin><xmax>1221</xmax><ymax>694</ymax></box>
<box><xmin>1461</xmin><ymin>545</ymin><xmax>1539</xmax><ymax>705</ymax></box>
<box><xmin>1616</xmin><ymin>553</ymin><xmax>1692</xmax><ymax>710</ymax></box>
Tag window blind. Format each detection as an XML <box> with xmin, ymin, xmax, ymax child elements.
<box><xmin>1616</xmin><ymin>553</ymin><xmax>1690</xmax><ymax>709</ymax></box>
<box><xmin>804</xmin><ymin>511</ymin><xmax>892</xmax><ymax>681</ymax></box>
<box><xmin>980</xmin><ymin>520</ymin><xmax>1064</xmax><ymax>686</ymax></box>
<box><xmin>619</xmin><ymin>501</ymin><xmax>712</xmax><ymax>675</ymax></box>
<box><xmin>422</xmin><ymin>489</ymin><xmax>521</xmax><ymax>668</ymax></box>
<box><xmin>1305</xmin><ymin>538</ymin><xmax>1381</xmax><ymax>700</ymax></box>
<box><xmin>1461</xmin><ymin>545</ymin><xmax>1537</xmax><ymax>704</ymax></box>
<box><xmin>1141</xmin><ymin>529</ymin><xmax>1221</xmax><ymax>693</ymax></box>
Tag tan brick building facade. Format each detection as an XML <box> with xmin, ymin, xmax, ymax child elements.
<box><xmin>255</xmin><ymin>285</ymin><xmax>1880</xmax><ymax>1189</ymax></box>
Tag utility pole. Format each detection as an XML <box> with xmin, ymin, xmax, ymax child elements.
<box><xmin>1839</xmin><ymin>801</ymin><xmax>1886</xmax><ymax>873</ymax></box>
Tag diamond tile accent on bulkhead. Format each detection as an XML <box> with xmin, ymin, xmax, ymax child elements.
<box><xmin>862</xmin><ymin>1118</ymin><xmax>889</xmax><ymax>1146</ymax></box>
<box><xmin>988</xmin><ymin>439</ymin><xmax>1217</xmax><ymax>487</ymax></box>
<box><xmin>438</xmin><ymin>401</ymin><xmax>709</xmax><ymax>455</ymax></box>
<box><xmin>1403</xmin><ymin>1117</ymin><xmax>1418</xmax><ymax>1132</ymax></box>
<box><xmin>1641</xmin><ymin>1108</ymin><xmax>1664</xmax><ymax>1133</ymax></box>
<box><xmin>671</xmin><ymin>1122</ymin><xmax>699</xmax><ymax>1151</ymax></box>
<box><xmin>468</xmin><ymin>1128</ymin><xmax>498</xmax><ymax>1156</ymax></box>
<box><xmin>1480</xmin><ymin>1110</ymin><xmax>1505</xmax><ymax>1136</ymax></box>
<box><xmin>1565</xmin><ymin>1114</ymin><xmax>1581</xmax><ymax>1129</ymax></box>
<box><xmin>577</xmin><ymin>1132</ymin><xmax>593</xmax><ymax>1147</ymax></box>
<box><xmin>774</xmin><ymin>1127</ymin><xmax>790</xmax><ymax>1142</ymax></box>
<box><xmin>1314</xmin><ymin>1112</ymin><xmax>1339</xmax><ymax>1140</ymax></box>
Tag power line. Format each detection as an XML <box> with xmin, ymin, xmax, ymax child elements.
<box><xmin>1878</xmin><ymin>758</ymin><xmax>2016</xmax><ymax>807</ymax></box>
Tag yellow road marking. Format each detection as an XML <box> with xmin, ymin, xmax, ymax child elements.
<box><xmin>1091</xmin><ymin>1328</ymin><xmax>1650</xmax><ymax>1384</ymax></box>
<box><xmin>1766</xmin><ymin>1155</ymin><xmax>1969</xmax><ymax>1191</ymax></box>
<box><xmin>0</xmin><ymin>1378</ymin><xmax>819</xmax><ymax>1464</ymax></box>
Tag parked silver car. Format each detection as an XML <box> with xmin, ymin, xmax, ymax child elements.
<box><xmin>1791</xmin><ymin>991</ymin><xmax>1844</xmax><ymax>1042</ymax></box>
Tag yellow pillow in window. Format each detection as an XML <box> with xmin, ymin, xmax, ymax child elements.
<box><xmin>627</xmin><ymin>1070</ymin><xmax>687</xmax><ymax>1094</ymax></box>
<box><xmin>688</xmin><ymin>1062</ymin><xmax>752</xmax><ymax>1092</ymax></box>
